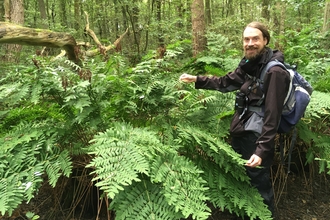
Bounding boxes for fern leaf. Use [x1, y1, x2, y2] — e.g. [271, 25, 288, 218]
[87, 123, 150, 199]
[110, 177, 184, 220]
[150, 152, 211, 219]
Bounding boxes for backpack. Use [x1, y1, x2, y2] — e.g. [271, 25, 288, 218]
[260, 60, 313, 173]
[260, 60, 313, 133]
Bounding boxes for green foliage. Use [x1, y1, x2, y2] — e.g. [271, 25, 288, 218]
[0, 122, 72, 215]
[111, 178, 184, 220]
[277, 22, 328, 66]
[88, 122, 211, 219]
[300, 91, 330, 174]
[1, 30, 330, 219]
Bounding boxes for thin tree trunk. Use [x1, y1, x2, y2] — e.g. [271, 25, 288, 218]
[323, 1, 330, 33]
[191, 0, 206, 57]
[5, 0, 24, 63]
[114, 0, 120, 37]
[60, 0, 67, 28]
[143, 0, 153, 52]
[38, 0, 48, 29]
[261, 0, 270, 21]
[205, 0, 212, 26]
[74, 0, 80, 31]
[4, 0, 10, 21]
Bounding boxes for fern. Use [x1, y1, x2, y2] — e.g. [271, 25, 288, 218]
[87, 123, 150, 198]
[0, 122, 72, 215]
[150, 151, 210, 219]
[110, 177, 184, 220]
[87, 122, 211, 219]
[301, 91, 330, 173]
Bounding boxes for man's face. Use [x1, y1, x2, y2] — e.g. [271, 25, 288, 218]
[243, 27, 268, 60]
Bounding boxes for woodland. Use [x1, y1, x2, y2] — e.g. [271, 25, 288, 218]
[0, 0, 330, 220]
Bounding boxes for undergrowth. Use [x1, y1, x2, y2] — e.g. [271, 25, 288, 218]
[0, 34, 329, 219]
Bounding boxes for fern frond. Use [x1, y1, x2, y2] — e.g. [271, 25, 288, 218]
[110, 177, 184, 220]
[150, 152, 211, 219]
[0, 175, 26, 216]
[87, 123, 150, 199]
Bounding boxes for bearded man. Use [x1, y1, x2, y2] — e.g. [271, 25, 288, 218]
[179, 21, 291, 219]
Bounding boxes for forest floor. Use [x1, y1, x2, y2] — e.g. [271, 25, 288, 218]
[209, 169, 330, 220]
[1, 159, 329, 220]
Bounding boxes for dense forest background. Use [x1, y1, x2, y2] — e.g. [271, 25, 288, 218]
[0, 0, 330, 220]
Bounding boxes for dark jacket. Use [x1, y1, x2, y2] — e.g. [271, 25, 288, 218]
[195, 48, 290, 159]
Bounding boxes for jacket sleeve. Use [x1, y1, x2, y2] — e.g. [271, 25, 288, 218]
[254, 65, 291, 159]
[195, 68, 245, 93]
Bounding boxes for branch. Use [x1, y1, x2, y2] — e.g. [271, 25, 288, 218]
[0, 22, 81, 64]
[84, 11, 103, 47]
[85, 28, 129, 57]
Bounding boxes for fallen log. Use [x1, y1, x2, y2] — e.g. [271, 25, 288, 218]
[0, 22, 80, 64]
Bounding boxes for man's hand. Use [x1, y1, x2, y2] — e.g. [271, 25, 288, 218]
[246, 154, 262, 168]
[179, 73, 197, 83]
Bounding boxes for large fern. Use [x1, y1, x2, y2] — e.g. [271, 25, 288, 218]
[0, 122, 72, 216]
[88, 122, 211, 219]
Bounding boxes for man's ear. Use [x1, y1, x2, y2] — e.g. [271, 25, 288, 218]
[264, 37, 268, 45]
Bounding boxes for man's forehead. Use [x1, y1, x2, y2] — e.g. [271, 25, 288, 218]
[243, 27, 263, 37]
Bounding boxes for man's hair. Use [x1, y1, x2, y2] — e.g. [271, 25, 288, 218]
[245, 22, 270, 45]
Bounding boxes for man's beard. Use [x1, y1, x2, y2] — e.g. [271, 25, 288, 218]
[244, 46, 266, 60]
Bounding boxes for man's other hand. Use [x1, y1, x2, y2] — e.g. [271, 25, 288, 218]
[246, 154, 262, 168]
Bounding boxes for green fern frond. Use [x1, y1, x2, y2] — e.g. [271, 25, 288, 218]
[110, 177, 184, 220]
[0, 175, 26, 216]
[87, 123, 150, 199]
[0, 122, 73, 215]
[150, 152, 210, 219]
[174, 124, 274, 219]
[305, 91, 330, 119]
[175, 124, 247, 180]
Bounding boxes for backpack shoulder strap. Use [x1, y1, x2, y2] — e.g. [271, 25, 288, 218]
[260, 59, 287, 82]
[254, 60, 290, 106]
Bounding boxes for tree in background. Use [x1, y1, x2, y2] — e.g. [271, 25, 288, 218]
[323, 0, 330, 34]
[4, 0, 24, 62]
[191, 0, 206, 56]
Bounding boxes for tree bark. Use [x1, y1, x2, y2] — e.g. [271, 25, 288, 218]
[5, 0, 24, 62]
[205, 0, 212, 26]
[38, 0, 48, 29]
[323, 1, 330, 33]
[0, 22, 79, 63]
[4, 0, 10, 21]
[0, 21, 129, 65]
[191, 0, 206, 57]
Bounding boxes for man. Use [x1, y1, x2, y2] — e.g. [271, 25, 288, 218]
[179, 21, 291, 218]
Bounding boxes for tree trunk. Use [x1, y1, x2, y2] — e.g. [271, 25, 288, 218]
[38, 0, 48, 29]
[323, 1, 330, 33]
[60, 0, 67, 28]
[5, 0, 24, 62]
[205, 0, 212, 26]
[114, 0, 120, 37]
[191, 0, 206, 57]
[261, 0, 270, 20]
[4, 0, 10, 21]
[74, 0, 80, 31]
